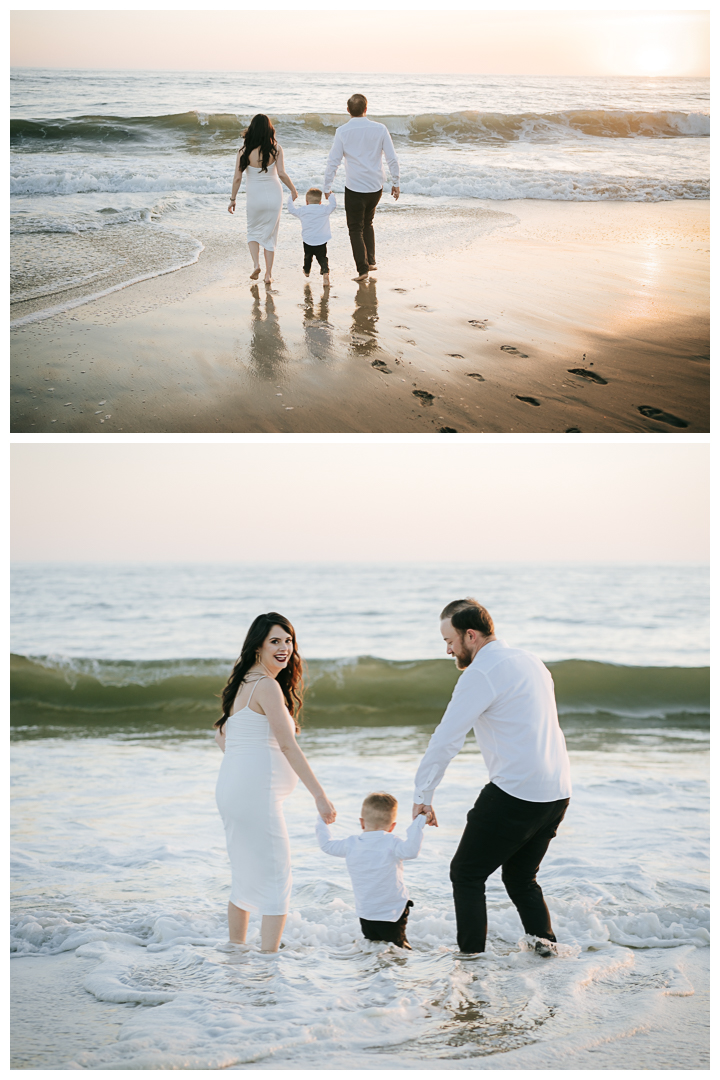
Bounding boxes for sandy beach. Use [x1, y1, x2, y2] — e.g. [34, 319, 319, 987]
[10, 199, 708, 433]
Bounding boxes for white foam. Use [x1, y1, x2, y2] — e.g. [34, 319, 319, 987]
[10, 237, 204, 328]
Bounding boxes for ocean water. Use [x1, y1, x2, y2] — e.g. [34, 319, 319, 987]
[10, 563, 710, 1067]
[11, 728, 709, 1068]
[10, 69, 709, 324]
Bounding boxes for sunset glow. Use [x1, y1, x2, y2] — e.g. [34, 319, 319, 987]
[10, 9, 710, 77]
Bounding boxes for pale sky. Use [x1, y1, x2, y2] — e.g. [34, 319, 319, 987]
[9, 7, 710, 77]
[10, 443, 709, 564]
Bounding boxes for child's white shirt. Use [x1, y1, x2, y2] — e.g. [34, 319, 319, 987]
[316, 814, 426, 921]
[287, 194, 336, 246]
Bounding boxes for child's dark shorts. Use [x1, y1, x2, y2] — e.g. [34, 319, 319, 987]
[359, 900, 414, 949]
[303, 242, 329, 274]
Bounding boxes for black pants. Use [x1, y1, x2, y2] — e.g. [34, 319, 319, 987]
[360, 900, 413, 949]
[450, 782, 569, 954]
[344, 187, 382, 275]
[303, 242, 329, 274]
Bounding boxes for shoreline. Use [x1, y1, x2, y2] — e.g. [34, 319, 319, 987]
[10, 199, 709, 433]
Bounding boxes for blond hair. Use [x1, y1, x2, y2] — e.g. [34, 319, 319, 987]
[362, 791, 398, 828]
[306, 188, 322, 204]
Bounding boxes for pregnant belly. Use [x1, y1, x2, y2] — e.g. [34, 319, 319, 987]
[216, 746, 297, 816]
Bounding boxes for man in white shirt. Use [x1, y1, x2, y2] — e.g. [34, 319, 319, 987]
[413, 598, 572, 956]
[323, 93, 400, 282]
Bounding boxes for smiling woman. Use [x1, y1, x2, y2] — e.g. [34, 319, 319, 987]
[213, 613, 336, 954]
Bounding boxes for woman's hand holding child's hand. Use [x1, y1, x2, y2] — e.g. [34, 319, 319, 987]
[316, 794, 336, 824]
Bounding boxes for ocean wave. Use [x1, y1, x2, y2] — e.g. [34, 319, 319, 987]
[11, 108, 710, 147]
[10, 654, 710, 730]
[10, 161, 709, 202]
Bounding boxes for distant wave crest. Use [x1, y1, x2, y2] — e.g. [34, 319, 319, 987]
[11, 107, 710, 147]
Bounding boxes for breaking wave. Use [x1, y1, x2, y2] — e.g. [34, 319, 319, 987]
[10, 654, 710, 731]
[11, 108, 710, 147]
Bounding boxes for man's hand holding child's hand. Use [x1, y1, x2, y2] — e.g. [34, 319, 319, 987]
[413, 803, 437, 826]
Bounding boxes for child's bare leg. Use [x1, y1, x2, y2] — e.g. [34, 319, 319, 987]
[260, 914, 287, 952]
[228, 902, 249, 943]
[263, 248, 275, 283]
[248, 241, 261, 279]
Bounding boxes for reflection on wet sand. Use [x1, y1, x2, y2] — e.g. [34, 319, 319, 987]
[248, 284, 288, 379]
[350, 279, 379, 355]
[302, 283, 333, 361]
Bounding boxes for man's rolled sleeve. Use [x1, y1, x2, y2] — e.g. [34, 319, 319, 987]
[413, 669, 495, 803]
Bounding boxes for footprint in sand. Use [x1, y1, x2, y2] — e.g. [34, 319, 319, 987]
[637, 405, 689, 428]
[501, 345, 529, 358]
[438, 427, 457, 433]
[412, 390, 434, 405]
[448, 353, 464, 358]
[395, 325, 410, 329]
[466, 373, 485, 382]
[413, 304, 430, 310]
[469, 320, 488, 328]
[392, 288, 408, 293]
[515, 395, 541, 407]
[371, 359, 392, 373]
[568, 368, 608, 384]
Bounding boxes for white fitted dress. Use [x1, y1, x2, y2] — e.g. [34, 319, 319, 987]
[215, 678, 297, 915]
[245, 162, 283, 251]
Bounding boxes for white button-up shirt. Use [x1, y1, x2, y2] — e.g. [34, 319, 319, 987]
[316, 814, 425, 921]
[323, 117, 400, 194]
[286, 193, 336, 246]
[414, 639, 572, 805]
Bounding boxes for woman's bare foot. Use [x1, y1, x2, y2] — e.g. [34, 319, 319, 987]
[264, 276, 273, 285]
[250, 266, 261, 280]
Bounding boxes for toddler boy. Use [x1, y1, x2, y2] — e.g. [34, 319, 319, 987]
[316, 791, 425, 949]
[287, 188, 336, 284]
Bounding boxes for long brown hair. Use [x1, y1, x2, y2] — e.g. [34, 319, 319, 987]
[215, 612, 303, 732]
[239, 114, 278, 173]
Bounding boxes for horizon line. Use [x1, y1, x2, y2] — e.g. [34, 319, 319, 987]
[10, 66, 709, 78]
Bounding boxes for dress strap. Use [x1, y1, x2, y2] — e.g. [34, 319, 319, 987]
[245, 675, 268, 707]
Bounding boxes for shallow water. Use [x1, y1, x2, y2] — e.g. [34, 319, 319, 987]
[10, 724, 709, 1069]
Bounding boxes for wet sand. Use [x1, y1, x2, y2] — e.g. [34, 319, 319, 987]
[10, 200, 709, 433]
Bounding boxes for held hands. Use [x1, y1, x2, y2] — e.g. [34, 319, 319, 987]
[316, 793, 336, 824]
[228, 201, 236, 214]
[413, 802, 438, 826]
[391, 186, 400, 201]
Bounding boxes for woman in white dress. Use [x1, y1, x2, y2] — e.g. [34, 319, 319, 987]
[228, 114, 297, 284]
[214, 612, 335, 952]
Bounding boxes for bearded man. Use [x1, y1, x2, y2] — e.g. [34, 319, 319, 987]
[413, 598, 572, 956]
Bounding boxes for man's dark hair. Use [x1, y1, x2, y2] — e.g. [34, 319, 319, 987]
[347, 94, 368, 117]
[441, 598, 494, 638]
